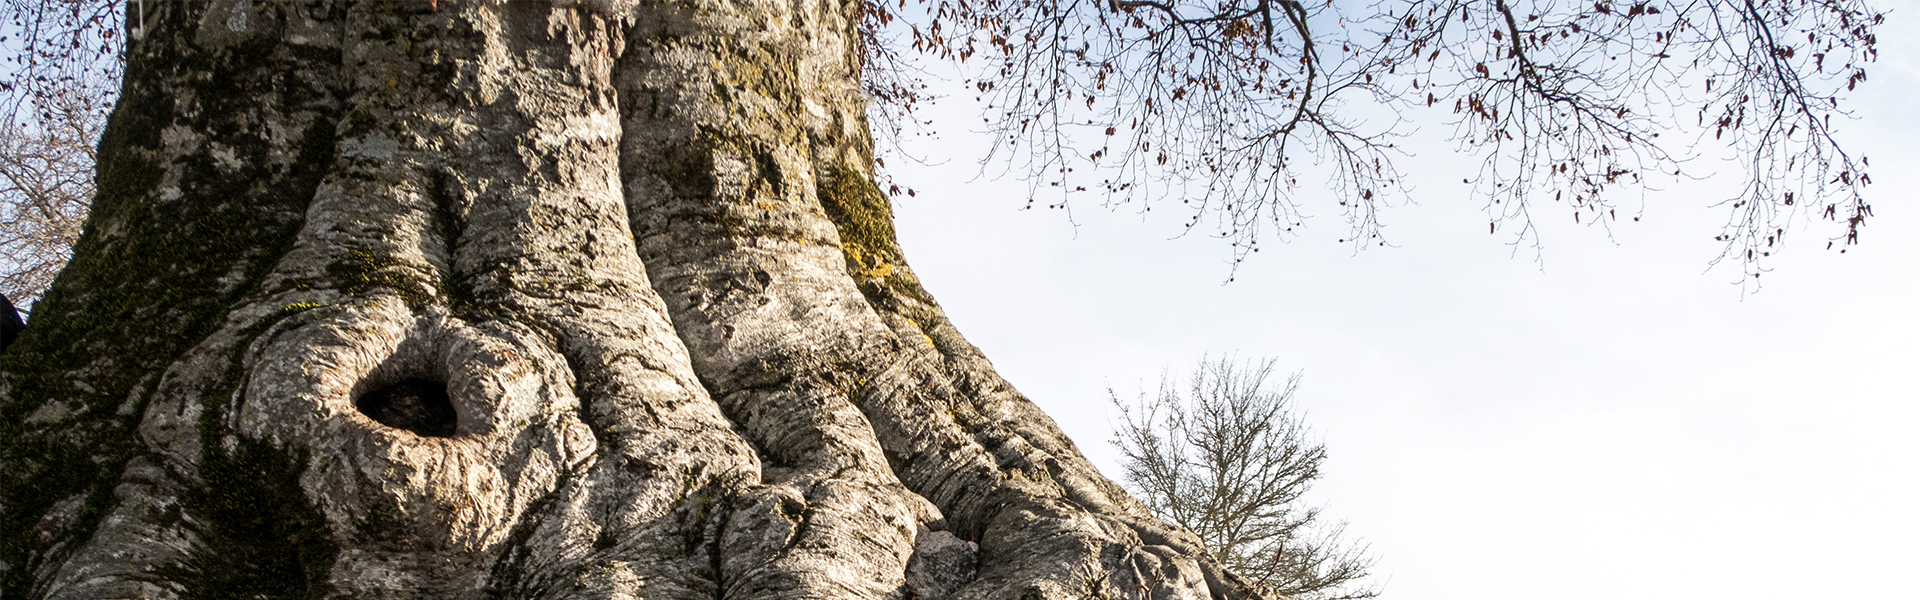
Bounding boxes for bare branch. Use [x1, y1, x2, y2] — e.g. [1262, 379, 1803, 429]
[869, 0, 1883, 284]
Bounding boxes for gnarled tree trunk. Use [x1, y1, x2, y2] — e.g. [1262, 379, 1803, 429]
[0, 2, 1266, 599]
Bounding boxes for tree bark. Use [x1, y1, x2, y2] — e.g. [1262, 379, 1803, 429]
[0, 2, 1269, 599]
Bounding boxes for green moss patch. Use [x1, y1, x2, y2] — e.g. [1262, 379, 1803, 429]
[326, 248, 439, 310]
[815, 165, 900, 280]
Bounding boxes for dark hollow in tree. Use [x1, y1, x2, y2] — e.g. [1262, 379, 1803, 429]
[354, 379, 458, 439]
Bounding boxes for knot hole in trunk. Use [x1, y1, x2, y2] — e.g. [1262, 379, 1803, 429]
[356, 377, 458, 437]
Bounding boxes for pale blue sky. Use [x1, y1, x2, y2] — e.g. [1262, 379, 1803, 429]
[887, 1, 1919, 597]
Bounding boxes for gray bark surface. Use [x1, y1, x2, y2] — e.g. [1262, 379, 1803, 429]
[0, 3, 1270, 599]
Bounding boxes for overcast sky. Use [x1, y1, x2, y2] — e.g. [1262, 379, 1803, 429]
[884, 2, 1919, 598]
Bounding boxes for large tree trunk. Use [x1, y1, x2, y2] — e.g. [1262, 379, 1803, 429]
[0, 2, 1266, 599]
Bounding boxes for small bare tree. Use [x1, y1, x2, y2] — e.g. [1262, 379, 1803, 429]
[0, 0, 121, 311]
[0, 84, 104, 311]
[1113, 357, 1378, 600]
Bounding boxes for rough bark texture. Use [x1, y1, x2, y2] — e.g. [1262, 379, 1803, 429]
[0, 2, 1271, 599]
